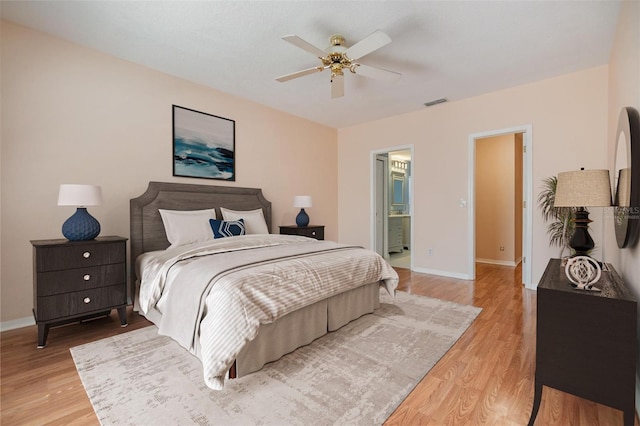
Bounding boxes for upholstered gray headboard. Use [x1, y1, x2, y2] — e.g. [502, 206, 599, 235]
[129, 181, 272, 298]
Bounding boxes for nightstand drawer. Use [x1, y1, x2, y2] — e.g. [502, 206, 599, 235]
[35, 285, 126, 321]
[35, 241, 125, 272]
[279, 225, 325, 240]
[36, 263, 125, 296]
[296, 227, 324, 239]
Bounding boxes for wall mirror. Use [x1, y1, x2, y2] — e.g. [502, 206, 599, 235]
[613, 106, 640, 248]
[391, 172, 405, 206]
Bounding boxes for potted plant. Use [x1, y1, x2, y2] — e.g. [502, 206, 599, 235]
[537, 176, 578, 257]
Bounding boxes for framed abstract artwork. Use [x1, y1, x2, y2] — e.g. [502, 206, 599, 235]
[172, 105, 235, 181]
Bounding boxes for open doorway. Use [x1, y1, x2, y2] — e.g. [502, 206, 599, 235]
[475, 134, 523, 266]
[468, 126, 532, 288]
[371, 146, 414, 270]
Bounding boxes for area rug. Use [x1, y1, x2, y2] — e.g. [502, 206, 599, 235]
[71, 290, 481, 426]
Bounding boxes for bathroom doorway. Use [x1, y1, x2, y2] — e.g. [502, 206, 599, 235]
[371, 146, 414, 269]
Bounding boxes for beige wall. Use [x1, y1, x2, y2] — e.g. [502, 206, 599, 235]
[338, 65, 609, 283]
[475, 134, 516, 265]
[0, 22, 338, 324]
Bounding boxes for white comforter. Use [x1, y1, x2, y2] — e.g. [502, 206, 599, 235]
[138, 234, 399, 390]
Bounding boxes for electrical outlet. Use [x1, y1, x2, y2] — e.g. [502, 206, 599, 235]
[500, 246, 505, 251]
[427, 248, 433, 256]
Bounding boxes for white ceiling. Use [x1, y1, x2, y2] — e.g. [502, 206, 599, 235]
[1, 1, 621, 128]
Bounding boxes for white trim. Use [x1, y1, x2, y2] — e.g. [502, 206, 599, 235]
[468, 125, 533, 288]
[1, 316, 35, 332]
[476, 258, 519, 267]
[412, 266, 473, 280]
[375, 155, 390, 258]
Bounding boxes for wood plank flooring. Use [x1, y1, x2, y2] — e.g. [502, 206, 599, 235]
[1, 263, 636, 425]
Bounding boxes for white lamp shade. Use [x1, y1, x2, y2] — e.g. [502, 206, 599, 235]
[293, 195, 312, 208]
[554, 169, 612, 207]
[58, 184, 103, 206]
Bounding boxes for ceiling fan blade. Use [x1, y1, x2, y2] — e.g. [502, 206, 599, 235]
[281, 35, 327, 58]
[276, 66, 324, 82]
[331, 73, 344, 98]
[354, 63, 401, 81]
[345, 30, 391, 61]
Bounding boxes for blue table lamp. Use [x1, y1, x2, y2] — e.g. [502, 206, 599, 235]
[58, 184, 103, 241]
[293, 195, 312, 227]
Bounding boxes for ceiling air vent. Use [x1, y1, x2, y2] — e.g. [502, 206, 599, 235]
[424, 98, 447, 107]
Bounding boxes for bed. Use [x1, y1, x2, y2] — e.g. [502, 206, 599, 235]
[130, 181, 398, 390]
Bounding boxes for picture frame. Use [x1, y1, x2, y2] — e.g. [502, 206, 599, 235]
[172, 105, 235, 181]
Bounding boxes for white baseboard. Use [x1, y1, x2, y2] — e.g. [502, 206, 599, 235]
[476, 258, 518, 267]
[411, 266, 473, 280]
[1, 316, 35, 332]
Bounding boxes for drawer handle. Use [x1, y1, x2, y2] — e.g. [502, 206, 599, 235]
[83, 251, 91, 259]
[83, 274, 91, 281]
[83, 297, 91, 304]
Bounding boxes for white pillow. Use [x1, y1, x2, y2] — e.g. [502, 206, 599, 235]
[159, 208, 217, 248]
[220, 207, 269, 234]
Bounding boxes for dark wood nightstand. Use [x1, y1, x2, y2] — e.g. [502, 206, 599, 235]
[528, 258, 637, 426]
[279, 225, 324, 240]
[31, 236, 128, 348]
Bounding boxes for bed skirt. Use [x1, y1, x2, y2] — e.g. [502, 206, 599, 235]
[136, 281, 381, 378]
[236, 281, 381, 376]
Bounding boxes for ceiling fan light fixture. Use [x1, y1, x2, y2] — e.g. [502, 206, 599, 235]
[330, 63, 344, 75]
[276, 30, 401, 98]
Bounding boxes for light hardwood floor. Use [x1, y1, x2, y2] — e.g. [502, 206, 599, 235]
[1, 263, 636, 425]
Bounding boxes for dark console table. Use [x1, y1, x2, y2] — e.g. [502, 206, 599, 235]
[528, 258, 637, 425]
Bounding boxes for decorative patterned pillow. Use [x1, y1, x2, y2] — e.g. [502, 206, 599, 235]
[209, 218, 246, 238]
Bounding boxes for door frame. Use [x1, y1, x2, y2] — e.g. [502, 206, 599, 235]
[468, 125, 533, 288]
[370, 144, 415, 266]
[375, 154, 389, 258]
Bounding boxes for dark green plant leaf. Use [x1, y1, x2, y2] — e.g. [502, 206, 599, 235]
[538, 175, 577, 249]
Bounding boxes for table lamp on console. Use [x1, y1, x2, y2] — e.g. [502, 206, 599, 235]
[553, 168, 612, 290]
[57, 184, 103, 241]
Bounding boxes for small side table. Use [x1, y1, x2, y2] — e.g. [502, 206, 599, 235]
[31, 236, 128, 348]
[279, 225, 324, 240]
[528, 258, 636, 425]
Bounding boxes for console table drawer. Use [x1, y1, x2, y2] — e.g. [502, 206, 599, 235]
[35, 285, 126, 321]
[36, 263, 125, 296]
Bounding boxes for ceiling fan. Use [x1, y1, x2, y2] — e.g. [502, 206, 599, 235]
[275, 30, 401, 98]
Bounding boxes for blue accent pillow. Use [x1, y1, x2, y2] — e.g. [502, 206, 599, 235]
[209, 218, 245, 238]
